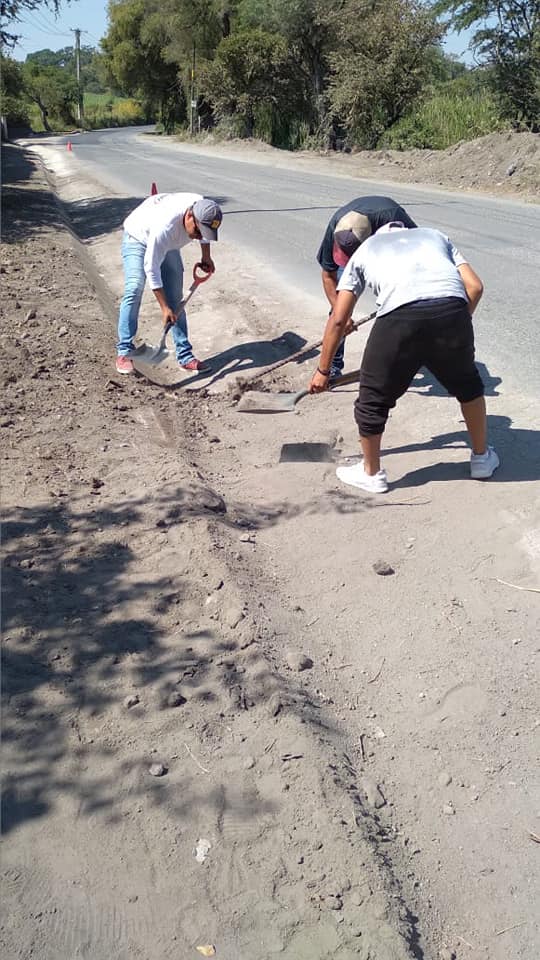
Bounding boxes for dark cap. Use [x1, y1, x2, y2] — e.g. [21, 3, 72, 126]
[192, 198, 223, 242]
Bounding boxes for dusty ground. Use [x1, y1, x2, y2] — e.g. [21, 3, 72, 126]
[168, 130, 540, 203]
[1, 141, 539, 960]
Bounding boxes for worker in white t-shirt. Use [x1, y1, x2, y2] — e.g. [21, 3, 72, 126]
[309, 222, 499, 492]
[116, 193, 222, 375]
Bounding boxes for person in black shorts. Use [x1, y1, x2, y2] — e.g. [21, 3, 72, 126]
[316, 196, 417, 377]
[309, 222, 499, 493]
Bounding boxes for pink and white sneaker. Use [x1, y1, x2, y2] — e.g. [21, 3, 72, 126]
[116, 356, 135, 375]
[180, 358, 211, 373]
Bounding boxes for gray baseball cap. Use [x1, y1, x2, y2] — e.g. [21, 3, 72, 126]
[192, 198, 223, 242]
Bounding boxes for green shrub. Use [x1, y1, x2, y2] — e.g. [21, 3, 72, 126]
[82, 95, 146, 129]
[1, 95, 30, 127]
[380, 86, 505, 150]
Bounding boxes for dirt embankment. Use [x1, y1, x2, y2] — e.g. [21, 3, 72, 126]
[174, 129, 540, 202]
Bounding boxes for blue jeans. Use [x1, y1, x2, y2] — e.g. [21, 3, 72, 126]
[117, 232, 194, 363]
[330, 266, 345, 375]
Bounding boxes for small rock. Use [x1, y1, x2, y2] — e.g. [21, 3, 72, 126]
[360, 777, 386, 809]
[442, 803, 455, 816]
[373, 560, 394, 576]
[324, 894, 343, 911]
[350, 888, 367, 907]
[506, 162, 517, 176]
[223, 604, 245, 629]
[243, 755, 256, 770]
[25, 309, 37, 322]
[239, 532, 254, 543]
[195, 838, 211, 863]
[148, 763, 167, 777]
[19, 558, 34, 569]
[439, 949, 456, 960]
[91, 477, 104, 489]
[438, 771, 452, 787]
[208, 436, 220, 444]
[268, 693, 283, 717]
[58, 325, 68, 337]
[124, 694, 140, 709]
[167, 691, 186, 708]
[286, 652, 313, 672]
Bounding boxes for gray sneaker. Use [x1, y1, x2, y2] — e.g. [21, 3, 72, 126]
[470, 445, 499, 479]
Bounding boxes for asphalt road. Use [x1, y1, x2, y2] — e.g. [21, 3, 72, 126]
[50, 126, 540, 400]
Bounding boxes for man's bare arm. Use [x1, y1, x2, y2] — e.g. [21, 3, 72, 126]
[458, 263, 484, 314]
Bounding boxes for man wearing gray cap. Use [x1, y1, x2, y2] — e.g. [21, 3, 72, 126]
[317, 196, 417, 377]
[116, 193, 223, 375]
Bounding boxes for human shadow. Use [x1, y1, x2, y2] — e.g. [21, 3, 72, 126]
[410, 361, 502, 397]
[143, 330, 319, 391]
[388, 415, 539, 488]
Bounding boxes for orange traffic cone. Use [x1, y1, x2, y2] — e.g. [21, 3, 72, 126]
[150, 182, 158, 195]
[67, 141, 72, 152]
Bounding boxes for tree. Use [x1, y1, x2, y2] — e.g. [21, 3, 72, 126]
[0, 1, 73, 48]
[326, 0, 444, 147]
[199, 27, 298, 138]
[101, 0, 185, 131]
[237, 0, 336, 138]
[26, 45, 107, 93]
[22, 60, 78, 130]
[0, 53, 30, 126]
[433, 1, 540, 127]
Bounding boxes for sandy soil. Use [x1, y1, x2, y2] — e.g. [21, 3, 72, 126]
[1, 141, 539, 960]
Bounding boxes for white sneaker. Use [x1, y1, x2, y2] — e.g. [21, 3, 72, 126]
[336, 462, 389, 493]
[470, 445, 500, 479]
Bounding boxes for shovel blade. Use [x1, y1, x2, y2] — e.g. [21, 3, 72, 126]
[236, 389, 308, 414]
[131, 344, 171, 366]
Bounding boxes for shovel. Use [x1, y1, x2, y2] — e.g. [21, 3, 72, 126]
[236, 367, 361, 413]
[235, 309, 376, 389]
[133, 263, 212, 365]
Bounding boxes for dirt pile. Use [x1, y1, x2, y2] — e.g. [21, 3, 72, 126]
[181, 129, 540, 201]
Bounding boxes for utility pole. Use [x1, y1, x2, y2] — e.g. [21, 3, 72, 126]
[71, 28, 84, 124]
[190, 41, 196, 136]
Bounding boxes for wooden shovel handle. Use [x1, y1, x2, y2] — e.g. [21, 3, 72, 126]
[247, 310, 376, 383]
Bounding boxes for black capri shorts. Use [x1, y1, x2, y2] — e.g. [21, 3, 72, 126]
[355, 297, 484, 437]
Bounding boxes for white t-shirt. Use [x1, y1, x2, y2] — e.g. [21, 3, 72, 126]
[123, 192, 203, 289]
[337, 226, 468, 316]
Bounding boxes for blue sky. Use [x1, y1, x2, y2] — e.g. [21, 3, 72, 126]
[11, 0, 476, 63]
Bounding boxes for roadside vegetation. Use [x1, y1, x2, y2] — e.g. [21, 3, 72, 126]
[1, 0, 538, 149]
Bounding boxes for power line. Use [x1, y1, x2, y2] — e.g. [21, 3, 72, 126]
[26, 8, 74, 37]
[18, 15, 72, 39]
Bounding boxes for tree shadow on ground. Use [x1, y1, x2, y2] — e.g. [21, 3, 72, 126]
[387, 415, 539, 488]
[1, 145, 64, 242]
[65, 196, 146, 240]
[2, 481, 408, 835]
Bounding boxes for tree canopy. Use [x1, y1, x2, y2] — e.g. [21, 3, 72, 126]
[434, 1, 540, 126]
[0, 1, 73, 48]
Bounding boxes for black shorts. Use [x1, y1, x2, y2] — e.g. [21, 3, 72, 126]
[355, 297, 485, 436]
